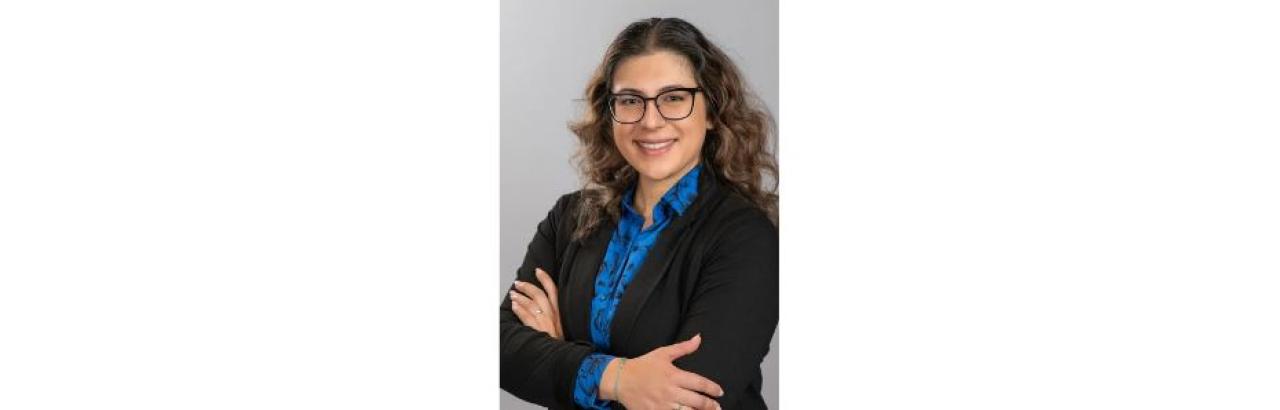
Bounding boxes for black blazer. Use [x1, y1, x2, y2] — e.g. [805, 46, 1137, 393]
[500, 168, 779, 409]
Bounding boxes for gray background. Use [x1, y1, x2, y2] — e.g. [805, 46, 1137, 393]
[500, 0, 778, 408]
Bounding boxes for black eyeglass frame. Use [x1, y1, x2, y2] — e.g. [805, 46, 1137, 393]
[607, 87, 703, 124]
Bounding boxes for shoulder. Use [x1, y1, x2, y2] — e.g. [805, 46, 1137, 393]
[707, 190, 775, 232]
[539, 190, 588, 242]
[548, 190, 585, 220]
[690, 189, 778, 282]
[697, 189, 777, 253]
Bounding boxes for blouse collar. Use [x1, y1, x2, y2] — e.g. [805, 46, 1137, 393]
[621, 164, 702, 224]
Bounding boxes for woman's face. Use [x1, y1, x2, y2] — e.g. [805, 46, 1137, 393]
[610, 50, 711, 189]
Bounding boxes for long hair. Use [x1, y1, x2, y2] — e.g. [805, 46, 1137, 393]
[569, 17, 778, 241]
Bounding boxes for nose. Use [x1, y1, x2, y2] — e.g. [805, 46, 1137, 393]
[639, 99, 667, 129]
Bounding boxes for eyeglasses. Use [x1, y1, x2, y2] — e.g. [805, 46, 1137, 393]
[607, 87, 702, 124]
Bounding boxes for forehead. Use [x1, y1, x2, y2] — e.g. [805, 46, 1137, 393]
[611, 50, 697, 94]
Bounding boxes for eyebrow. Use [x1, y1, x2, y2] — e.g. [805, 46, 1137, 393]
[612, 84, 695, 95]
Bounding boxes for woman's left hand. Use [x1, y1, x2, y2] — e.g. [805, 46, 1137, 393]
[509, 267, 564, 340]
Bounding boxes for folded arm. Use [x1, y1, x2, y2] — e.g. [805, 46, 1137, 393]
[671, 211, 779, 408]
[500, 194, 593, 408]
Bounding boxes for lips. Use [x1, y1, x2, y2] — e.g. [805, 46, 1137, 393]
[634, 138, 676, 155]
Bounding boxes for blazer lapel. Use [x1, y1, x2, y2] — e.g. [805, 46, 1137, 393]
[608, 170, 725, 351]
[562, 217, 614, 343]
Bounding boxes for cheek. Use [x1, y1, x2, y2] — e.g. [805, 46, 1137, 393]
[610, 126, 626, 147]
[612, 122, 636, 141]
[611, 128, 635, 157]
[680, 122, 708, 144]
[686, 135, 707, 154]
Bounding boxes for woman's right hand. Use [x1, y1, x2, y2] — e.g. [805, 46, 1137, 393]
[603, 334, 725, 410]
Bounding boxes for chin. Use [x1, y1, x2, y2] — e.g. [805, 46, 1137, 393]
[635, 167, 674, 183]
[632, 160, 689, 183]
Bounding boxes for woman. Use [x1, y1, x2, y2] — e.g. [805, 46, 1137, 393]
[501, 17, 778, 410]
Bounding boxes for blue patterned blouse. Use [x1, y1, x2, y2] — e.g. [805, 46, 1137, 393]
[572, 164, 702, 409]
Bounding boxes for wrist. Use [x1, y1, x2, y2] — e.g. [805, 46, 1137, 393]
[597, 357, 623, 401]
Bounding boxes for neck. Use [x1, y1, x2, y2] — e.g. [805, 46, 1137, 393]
[633, 160, 700, 221]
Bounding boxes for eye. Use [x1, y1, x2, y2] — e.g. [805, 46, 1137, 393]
[615, 96, 642, 106]
[661, 94, 686, 103]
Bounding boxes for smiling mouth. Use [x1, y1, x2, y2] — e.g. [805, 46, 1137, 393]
[635, 138, 676, 154]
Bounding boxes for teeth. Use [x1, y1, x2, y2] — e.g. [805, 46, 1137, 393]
[638, 140, 674, 150]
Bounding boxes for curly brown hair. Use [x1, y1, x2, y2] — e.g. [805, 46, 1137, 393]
[568, 17, 778, 241]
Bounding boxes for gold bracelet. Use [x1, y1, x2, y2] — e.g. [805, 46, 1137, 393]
[613, 358, 628, 402]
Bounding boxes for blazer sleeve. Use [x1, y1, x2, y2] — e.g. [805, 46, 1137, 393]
[672, 209, 779, 409]
[500, 193, 597, 408]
